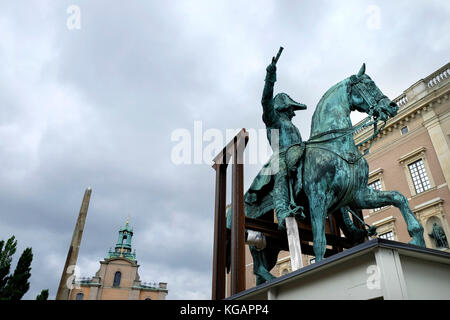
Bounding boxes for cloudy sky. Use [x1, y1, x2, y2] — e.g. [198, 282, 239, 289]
[0, 1, 449, 300]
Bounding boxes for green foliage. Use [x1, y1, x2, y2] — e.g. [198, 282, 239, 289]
[36, 289, 49, 300]
[0, 236, 33, 300]
[0, 236, 17, 298]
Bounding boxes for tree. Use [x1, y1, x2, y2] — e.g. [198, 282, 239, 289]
[0, 236, 33, 300]
[0, 236, 17, 298]
[36, 289, 49, 300]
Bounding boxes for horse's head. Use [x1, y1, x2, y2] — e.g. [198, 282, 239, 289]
[349, 63, 398, 122]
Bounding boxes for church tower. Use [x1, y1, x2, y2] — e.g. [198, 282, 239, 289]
[68, 219, 168, 300]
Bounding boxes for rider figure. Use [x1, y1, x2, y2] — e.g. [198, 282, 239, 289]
[262, 56, 307, 229]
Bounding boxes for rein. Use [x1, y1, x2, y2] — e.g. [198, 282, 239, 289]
[305, 117, 386, 163]
[308, 115, 374, 144]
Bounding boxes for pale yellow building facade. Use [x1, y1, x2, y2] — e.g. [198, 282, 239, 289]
[355, 62, 450, 250]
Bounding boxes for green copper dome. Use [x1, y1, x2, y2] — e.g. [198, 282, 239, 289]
[107, 218, 136, 261]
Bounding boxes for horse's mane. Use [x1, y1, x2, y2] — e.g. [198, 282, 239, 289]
[315, 78, 350, 111]
[310, 78, 351, 136]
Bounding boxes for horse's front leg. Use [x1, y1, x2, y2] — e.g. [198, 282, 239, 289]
[353, 187, 425, 247]
[307, 191, 328, 262]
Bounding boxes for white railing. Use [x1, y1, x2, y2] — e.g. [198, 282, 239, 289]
[73, 277, 93, 283]
[393, 93, 408, 108]
[425, 63, 450, 88]
[141, 281, 160, 288]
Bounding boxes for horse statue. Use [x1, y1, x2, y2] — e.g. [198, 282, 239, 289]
[226, 57, 426, 285]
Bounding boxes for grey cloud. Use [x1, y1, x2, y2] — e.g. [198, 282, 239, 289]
[0, 0, 448, 300]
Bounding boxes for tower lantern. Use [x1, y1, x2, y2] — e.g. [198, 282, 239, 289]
[108, 218, 136, 261]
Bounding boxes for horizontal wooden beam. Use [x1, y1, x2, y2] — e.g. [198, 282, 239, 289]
[228, 228, 337, 258]
[244, 217, 353, 249]
[212, 128, 249, 166]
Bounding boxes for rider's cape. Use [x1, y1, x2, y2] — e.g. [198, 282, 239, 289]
[244, 143, 305, 219]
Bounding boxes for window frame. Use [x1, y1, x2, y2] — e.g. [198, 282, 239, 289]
[408, 159, 432, 194]
[398, 147, 435, 197]
[367, 168, 388, 215]
[113, 271, 122, 287]
[372, 216, 397, 241]
[379, 231, 394, 241]
[368, 179, 383, 212]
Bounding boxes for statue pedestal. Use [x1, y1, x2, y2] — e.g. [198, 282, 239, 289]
[226, 238, 450, 300]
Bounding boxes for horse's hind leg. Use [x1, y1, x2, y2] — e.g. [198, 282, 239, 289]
[354, 187, 425, 247]
[250, 246, 277, 285]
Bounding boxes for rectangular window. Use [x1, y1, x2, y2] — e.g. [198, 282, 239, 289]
[408, 159, 431, 194]
[368, 180, 382, 211]
[369, 179, 382, 191]
[379, 231, 394, 241]
[401, 126, 409, 135]
[310, 258, 315, 264]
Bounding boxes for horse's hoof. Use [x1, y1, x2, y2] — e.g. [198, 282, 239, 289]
[367, 226, 377, 237]
[256, 270, 276, 284]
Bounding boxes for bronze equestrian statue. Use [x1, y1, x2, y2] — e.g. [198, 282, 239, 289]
[226, 48, 426, 285]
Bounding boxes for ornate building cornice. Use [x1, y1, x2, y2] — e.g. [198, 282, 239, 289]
[354, 62, 450, 149]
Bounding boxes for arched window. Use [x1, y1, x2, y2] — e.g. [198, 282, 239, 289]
[76, 293, 84, 300]
[113, 271, 122, 287]
[145, 297, 151, 300]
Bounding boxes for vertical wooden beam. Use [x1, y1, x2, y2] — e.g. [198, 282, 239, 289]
[231, 136, 246, 295]
[211, 128, 248, 299]
[211, 160, 227, 300]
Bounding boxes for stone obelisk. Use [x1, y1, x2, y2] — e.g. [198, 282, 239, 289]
[55, 187, 92, 300]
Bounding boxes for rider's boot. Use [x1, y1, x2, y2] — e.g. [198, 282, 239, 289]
[273, 172, 304, 229]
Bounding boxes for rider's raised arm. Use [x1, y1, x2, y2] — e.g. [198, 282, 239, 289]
[261, 61, 277, 124]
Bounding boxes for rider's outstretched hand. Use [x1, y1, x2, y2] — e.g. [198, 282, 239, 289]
[265, 58, 277, 82]
[266, 57, 277, 73]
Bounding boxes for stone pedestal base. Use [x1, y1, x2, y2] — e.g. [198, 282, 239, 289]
[227, 239, 450, 300]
